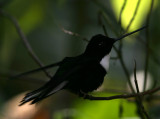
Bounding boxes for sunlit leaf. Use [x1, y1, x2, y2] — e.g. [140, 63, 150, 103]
[110, 0, 158, 31]
[73, 93, 138, 119]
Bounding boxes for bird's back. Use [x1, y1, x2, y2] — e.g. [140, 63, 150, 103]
[53, 55, 107, 94]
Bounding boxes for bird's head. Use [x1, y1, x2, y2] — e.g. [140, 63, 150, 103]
[84, 34, 115, 58]
[84, 26, 146, 59]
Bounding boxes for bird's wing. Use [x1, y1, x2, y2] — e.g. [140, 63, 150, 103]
[20, 56, 96, 105]
[12, 61, 62, 79]
[44, 56, 92, 92]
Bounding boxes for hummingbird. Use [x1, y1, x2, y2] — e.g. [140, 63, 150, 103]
[19, 27, 146, 105]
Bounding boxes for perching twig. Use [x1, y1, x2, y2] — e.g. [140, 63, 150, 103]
[84, 86, 160, 100]
[0, 10, 52, 78]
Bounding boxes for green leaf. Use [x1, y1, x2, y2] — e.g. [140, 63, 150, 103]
[73, 93, 138, 119]
[110, 0, 158, 31]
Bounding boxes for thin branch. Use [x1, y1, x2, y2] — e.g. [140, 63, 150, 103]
[84, 86, 160, 100]
[98, 11, 134, 93]
[58, 25, 89, 42]
[100, 5, 146, 93]
[143, 0, 154, 91]
[134, 60, 150, 119]
[125, 0, 141, 33]
[136, 36, 160, 67]
[11, 61, 62, 79]
[91, 0, 117, 26]
[0, 10, 52, 78]
[102, 25, 108, 37]
[113, 38, 135, 93]
[0, 71, 46, 84]
[119, 53, 135, 93]
[116, 26, 147, 94]
[112, 44, 135, 93]
[99, 10, 119, 36]
[134, 60, 140, 93]
[118, 0, 127, 27]
[98, 11, 108, 36]
[100, 16, 133, 94]
[98, 12, 133, 90]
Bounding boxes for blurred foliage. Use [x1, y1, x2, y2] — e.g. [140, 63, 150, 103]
[111, 0, 158, 31]
[54, 98, 138, 119]
[73, 97, 137, 119]
[0, 0, 160, 119]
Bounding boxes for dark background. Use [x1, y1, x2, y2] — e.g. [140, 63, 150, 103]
[0, 0, 160, 118]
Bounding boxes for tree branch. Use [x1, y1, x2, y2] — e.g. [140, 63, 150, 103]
[84, 86, 160, 100]
[0, 9, 52, 78]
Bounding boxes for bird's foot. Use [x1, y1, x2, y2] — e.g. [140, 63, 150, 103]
[79, 90, 93, 99]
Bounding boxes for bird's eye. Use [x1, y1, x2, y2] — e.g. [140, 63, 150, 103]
[98, 42, 103, 46]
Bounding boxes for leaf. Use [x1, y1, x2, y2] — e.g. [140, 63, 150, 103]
[110, 0, 158, 31]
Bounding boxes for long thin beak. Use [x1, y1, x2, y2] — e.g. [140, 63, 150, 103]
[114, 26, 147, 42]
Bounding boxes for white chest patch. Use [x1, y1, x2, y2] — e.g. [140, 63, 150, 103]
[100, 54, 110, 72]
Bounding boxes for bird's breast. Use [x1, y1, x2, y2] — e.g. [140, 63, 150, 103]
[100, 53, 110, 72]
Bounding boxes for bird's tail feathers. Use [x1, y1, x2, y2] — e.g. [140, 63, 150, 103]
[19, 81, 68, 106]
[19, 86, 48, 106]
